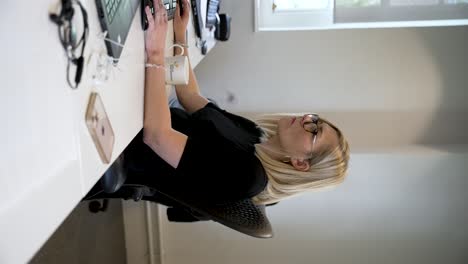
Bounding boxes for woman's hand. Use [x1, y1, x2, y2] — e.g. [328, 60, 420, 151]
[174, 0, 190, 43]
[144, 0, 168, 64]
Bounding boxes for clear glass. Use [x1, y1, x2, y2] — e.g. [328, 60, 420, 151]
[302, 114, 320, 134]
[390, 0, 439, 6]
[273, 0, 330, 11]
[444, 0, 468, 4]
[302, 114, 320, 151]
[335, 0, 381, 7]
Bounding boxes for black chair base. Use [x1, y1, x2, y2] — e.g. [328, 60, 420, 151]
[88, 199, 108, 213]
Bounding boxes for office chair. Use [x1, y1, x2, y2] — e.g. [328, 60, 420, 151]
[84, 153, 274, 239]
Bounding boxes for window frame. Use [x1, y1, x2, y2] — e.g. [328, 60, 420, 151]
[254, 0, 468, 31]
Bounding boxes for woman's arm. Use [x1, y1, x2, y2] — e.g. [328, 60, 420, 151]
[143, 1, 187, 168]
[173, 0, 209, 114]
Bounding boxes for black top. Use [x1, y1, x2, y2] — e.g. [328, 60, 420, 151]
[124, 103, 267, 205]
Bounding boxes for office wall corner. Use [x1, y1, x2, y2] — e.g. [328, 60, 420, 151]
[122, 200, 163, 264]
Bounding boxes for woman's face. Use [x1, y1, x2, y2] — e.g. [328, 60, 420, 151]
[277, 114, 339, 159]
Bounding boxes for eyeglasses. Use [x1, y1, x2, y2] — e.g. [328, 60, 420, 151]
[302, 114, 320, 149]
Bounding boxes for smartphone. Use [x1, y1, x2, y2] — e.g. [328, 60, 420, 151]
[178, 0, 183, 16]
[85, 92, 115, 164]
[141, 0, 154, 30]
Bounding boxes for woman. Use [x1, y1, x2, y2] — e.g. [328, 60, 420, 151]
[122, 0, 349, 208]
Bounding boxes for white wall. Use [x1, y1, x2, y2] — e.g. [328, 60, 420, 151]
[159, 148, 468, 264]
[193, 1, 468, 150]
[159, 1, 468, 263]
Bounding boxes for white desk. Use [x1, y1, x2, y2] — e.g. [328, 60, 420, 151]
[0, 1, 215, 263]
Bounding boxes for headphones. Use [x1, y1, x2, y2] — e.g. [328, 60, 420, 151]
[49, 0, 89, 89]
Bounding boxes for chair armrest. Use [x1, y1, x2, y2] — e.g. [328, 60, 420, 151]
[158, 189, 274, 239]
[100, 154, 127, 193]
[201, 199, 273, 239]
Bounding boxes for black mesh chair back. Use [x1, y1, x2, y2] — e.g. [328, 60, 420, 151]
[85, 153, 274, 238]
[157, 189, 273, 238]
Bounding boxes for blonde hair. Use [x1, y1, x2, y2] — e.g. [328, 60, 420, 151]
[252, 114, 350, 205]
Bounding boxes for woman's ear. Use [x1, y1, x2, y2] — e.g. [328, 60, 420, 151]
[290, 158, 310, 172]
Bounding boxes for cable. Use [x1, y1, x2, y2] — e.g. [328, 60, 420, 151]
[49, 0, 89, 89]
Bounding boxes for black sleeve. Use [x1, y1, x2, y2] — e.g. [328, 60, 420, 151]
[189, 103, 263, 153]
[192, 103, 264, 140]
[174, 104, 267, 203]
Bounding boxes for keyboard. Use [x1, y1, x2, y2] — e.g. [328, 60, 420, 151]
[104, 0, 122, 24]
[164, 0, 177, 20]
[206, 0, 220, 27]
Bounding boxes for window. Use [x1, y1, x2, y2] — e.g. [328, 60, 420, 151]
[254, 0, 468, 31]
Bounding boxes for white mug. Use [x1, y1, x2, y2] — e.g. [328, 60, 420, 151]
[165, 44, 189, 85]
